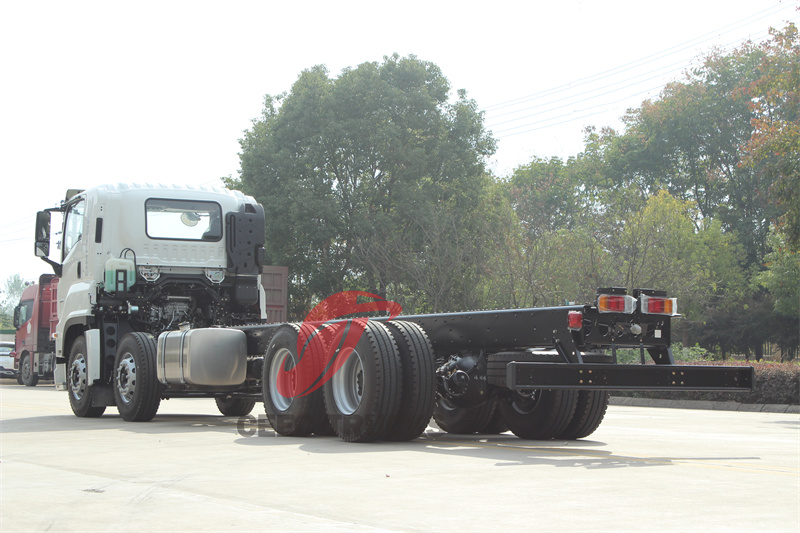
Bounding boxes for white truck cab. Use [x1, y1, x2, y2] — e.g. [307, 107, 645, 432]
[35, 183, 268, 420]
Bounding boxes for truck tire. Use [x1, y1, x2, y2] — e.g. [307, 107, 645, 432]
[556, 390, 610, 440]
[263, 324, 329, 437]
[67, 336, 106, 418]
[114, 332, 161, 422]
[215, 396, 257, 417]
[323, 321, 402, 442]
[384, 321, 436, 441]
[498, 389, 578, 440]
[478, 399, 508, 434]
[432, 397, 495, 434]
[20, 353, 39, 387]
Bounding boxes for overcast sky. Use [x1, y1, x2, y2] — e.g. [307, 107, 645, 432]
[1, 0, 797, 289]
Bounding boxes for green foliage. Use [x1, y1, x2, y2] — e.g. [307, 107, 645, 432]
[758, 229, 800, 318]
[233, 54, 497, 317]
[1, 274, 25, 314]
[595, 42, 777, 266]
[228, 29, 797, 358]
[741, 24, 800, 251]
[0, 274, 26, 330]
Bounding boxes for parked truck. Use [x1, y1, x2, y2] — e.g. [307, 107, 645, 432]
[13, 274, 59, 386]
[32, 183, 753, 442]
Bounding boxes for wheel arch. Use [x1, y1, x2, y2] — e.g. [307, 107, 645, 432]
[62, 322, 89, 363]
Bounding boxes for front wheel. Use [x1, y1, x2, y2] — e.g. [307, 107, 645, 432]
[67, 336, 106, 418]
[114, 332, 161, 422]
[20, 353, 39, 387]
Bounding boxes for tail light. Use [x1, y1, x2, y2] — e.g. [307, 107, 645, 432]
[640, 294, 677, 315]
[567, 310, 583, 330]
[597, 294, 636, 314]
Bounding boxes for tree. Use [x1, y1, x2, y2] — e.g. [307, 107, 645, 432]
[756, 228, 800, 360]
[599, 41, 775, 266]
[0, 274, 26, 329]
[229, 55, 496, 317]
[507, 157, 581, 238]
[741, 23, 800, 251]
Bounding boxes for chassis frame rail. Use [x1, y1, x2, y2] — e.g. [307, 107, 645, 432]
[507, 363, 754, 391]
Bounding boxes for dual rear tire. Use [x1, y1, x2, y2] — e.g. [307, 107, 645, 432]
[434, 390, 610, 440]
[262, 320, 435, 442]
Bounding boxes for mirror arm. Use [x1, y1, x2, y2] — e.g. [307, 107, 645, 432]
[40, 256, 62, 278]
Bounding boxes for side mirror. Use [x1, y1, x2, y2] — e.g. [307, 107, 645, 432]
[12, 306, 20, 329]
[35, 211, 50, 258]
[35, 210, 63, 277]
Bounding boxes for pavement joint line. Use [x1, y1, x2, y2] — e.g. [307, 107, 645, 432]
[609, 396, 800, 413]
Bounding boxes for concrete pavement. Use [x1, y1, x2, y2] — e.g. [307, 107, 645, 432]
[2, 380, 799, 532]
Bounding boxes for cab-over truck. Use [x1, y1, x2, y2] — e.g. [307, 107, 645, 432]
[12, 273, 59, 386]
[33, 183, 753, 442]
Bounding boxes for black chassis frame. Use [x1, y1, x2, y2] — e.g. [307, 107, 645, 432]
[238, 304, 754, 395]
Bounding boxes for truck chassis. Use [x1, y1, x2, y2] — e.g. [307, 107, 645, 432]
[32, 184, 752, 444]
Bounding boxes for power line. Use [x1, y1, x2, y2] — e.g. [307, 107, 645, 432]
[486, 15, 797, 141]
[483, 2, 794, 113]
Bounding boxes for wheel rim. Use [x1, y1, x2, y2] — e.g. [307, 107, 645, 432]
[69, 353, 88, 400]
[331, 349, 364, 416]
[269, 348, 295, 412]
[438, 397, 459, 412]
[116, 352, 137, 404]
[510, 391, 540, 415]
[22, 357, 31, 380]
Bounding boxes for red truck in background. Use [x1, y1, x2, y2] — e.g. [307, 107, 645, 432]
[13, 274, 59, 386]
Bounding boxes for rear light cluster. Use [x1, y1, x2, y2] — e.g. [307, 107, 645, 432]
[567, 290, 678, 331]
[597, 294, 636, 314]
[639, 293, 677, 315]
[597, 290, 677, 316]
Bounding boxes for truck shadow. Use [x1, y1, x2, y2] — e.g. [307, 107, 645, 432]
[231, 424, 761, 471]
[0, 412, 762, 471]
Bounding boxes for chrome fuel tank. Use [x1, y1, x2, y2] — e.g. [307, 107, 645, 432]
[157, 328, 246, 387]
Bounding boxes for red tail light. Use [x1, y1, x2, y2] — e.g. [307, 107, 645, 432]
[640, 294, 677, 315]
[567, 311, 583, 330]
[597, 294, 636, 314]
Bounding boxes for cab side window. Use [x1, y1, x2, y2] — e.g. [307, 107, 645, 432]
[18, 300, 33, 323]
[63, 199, 85, 259]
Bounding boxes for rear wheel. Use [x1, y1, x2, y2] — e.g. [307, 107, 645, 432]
[67, 336, 106, 418]
[323, 321, 402, 442]
[215, 396, 257, 417]
[432, 397, 495, 434]
[478, 399, 508, 434]
[383, 321, 436, 441]
[20, 353, 39, 387]
[114, 332, 161, 422]
[498, 389, 578, 440]
[263, 324, 330, 436]
[556, 390, 610, 439]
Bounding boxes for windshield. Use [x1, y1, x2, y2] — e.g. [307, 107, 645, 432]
[145, 199, 223, 241]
